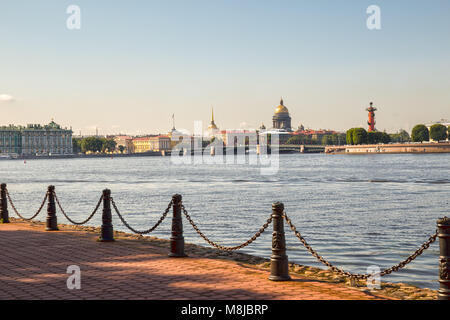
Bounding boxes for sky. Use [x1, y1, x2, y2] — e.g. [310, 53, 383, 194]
[1, 0, 449, 135]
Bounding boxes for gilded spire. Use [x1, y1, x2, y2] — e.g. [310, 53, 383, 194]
[211, 107, 214, 123]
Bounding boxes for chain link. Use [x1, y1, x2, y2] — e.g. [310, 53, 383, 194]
[181, 204, 273, 251]
[53, 192, 103, 225]
[110, 197, 172, 234]
[284, 212, 437, 280]
[5, 188, 48, 221]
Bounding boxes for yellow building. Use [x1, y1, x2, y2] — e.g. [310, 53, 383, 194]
[132, 137, 151, 153]
[132, 135, 171, 153]
[148, 135, 171, 151]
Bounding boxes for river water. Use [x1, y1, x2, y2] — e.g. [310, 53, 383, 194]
[1, 154, 449, 289]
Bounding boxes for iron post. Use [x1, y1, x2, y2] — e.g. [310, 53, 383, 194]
[45, 185, 58, 231]
[169, 194, 187, 257]
[0, 183, 10, 223]
[269, 202, 291, 281]
[99, 189, 114, 242]
[438, 216, 450, 300]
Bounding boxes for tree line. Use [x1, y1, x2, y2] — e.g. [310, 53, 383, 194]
[72, 137, 117, 154]
[345, 124, 449, 145]
[286, 133, 347, 146]
[411, 124, 449, 142]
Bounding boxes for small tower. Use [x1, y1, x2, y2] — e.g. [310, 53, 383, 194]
[366, 102, 377, 132]
[207, 107, 219, 136]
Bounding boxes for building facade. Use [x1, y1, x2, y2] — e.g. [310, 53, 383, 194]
[132, 135, 171, 153]
[0, 121, 73, 156]
[113, 135, 133, 153]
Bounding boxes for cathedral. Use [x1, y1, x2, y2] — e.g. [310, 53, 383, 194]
[272, 98, 292, 131]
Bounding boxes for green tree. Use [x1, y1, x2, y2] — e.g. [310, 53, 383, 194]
[430, 124, 447, 141]
[286, 135, 307, 145]
[72, 138, 82, 154]
[352, 128, 368, 145]
[411, 125, 429, 142]
[380, 132, 391, 144]
[102, 139, 117, 153]
[346, 128, 355, 145]
[118, 145, 125, 153]
[81, 137, 103, 153]
[321, 135, 333, 145]
[390, 129, 411, 143]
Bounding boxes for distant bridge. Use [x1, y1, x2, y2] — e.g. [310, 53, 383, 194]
[173, 145, 326, 155]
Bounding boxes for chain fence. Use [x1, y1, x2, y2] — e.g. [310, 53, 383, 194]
[6, 188, 48, 221]
[181, 204, 273, 251]
[3, 185, 440, 281]
[54, 192, 103, 225]
[110, 197, 172, 235]
[283, 211, 438, 279]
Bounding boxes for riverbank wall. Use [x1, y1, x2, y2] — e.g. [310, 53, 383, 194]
[325, 142, 450, 154]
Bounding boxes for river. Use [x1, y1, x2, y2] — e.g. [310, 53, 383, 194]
[1, 153, 449, 289]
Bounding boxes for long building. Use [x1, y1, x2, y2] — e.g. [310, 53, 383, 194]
[0, 120, 73, 156]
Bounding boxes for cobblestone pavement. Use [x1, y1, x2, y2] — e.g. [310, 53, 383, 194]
[0, 222, 391, 300]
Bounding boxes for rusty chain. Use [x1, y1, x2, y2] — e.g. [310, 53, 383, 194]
[284, 212, 438, 280]
[181, 204, 273, 251]
[110, 197, 172, 234]
[5, 188, 48, 221]
[53, 192, 103, 225]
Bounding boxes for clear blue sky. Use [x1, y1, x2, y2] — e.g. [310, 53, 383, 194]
[1, 0, 449, 135]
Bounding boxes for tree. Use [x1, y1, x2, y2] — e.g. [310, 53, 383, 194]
[352, 128, 368, 145]
[118, 145, 125, 153]
[286, 135, 308, 145]
[380, 132, 391, 144]
[390, 129, 410, 143]
[102, 139, 117, 153]
[81, 137, 103, 153]
[430, 124, 447, 141]
[346, 128, 355, 145]
[321, 135, 333, 145]
[72, 138, 82, 154]
[411, 125, 429, 142]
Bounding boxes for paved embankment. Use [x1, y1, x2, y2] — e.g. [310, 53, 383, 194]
[0, 220, 433, 300]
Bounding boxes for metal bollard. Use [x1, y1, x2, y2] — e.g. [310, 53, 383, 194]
[45, 186, 58, 231]
[437, 216, 450, 300]
[169, 194, 187, 257]
[0, 183, 10, 223]
[269, 202, 291, 281]
[99, 189, 114, 242]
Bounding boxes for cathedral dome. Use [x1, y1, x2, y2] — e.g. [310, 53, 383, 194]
[274, 99, 289, 114]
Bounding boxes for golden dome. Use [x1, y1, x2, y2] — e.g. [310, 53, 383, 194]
[208, 123, 218, 130]
[274, 98, 289, 114]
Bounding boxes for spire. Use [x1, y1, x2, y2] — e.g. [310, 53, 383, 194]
[172, 113, 175, 130]
[280, 97, 284, 105]
[211, 107, 214, 123]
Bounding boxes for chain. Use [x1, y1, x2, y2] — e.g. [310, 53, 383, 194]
[53, 192, 103, 225]
[284, 212, 438, 280]
[181, 204, 273, 251]
[377, 232, 437, 276]
[110, 197, 172, 234]
[5, 188, 48, 221]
